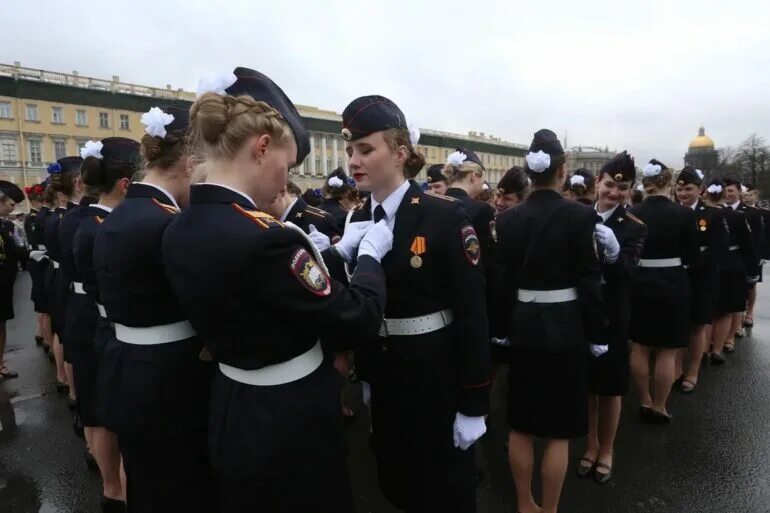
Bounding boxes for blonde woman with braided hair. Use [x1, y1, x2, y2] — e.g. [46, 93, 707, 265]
[162, 67, 391, 513]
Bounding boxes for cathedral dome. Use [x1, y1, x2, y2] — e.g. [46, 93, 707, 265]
[689, 126, 715, 150]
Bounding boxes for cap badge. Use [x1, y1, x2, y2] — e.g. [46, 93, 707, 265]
[678, 180, 685, 186]
[341, 128, 352, 141]
[427, 177, 433, 183]
[614, 173, 624, 181]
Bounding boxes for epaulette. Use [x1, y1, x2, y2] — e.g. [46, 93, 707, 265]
[151, 198, 180, 215]
[303, 206, 330, 219]
[425, 191, 457, 202]
[232, 203, 284, 229]
[625, 212, 645, 225]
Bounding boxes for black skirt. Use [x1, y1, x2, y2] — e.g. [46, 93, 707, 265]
[715, 270, 747, 315]
[589, 337, 629, 396]
[0, 274, 15, 322]
[49, 269, 68, 338]
[70, 340, 101, 427]
[29, 259, 50, 313]
[507, 346, 589, 439]
[629, 295, 690, 348]
[690, 271, 719, 325]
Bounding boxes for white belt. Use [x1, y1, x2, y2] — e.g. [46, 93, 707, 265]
[72, 282, 86, 295]
[729, 245, 739, 251]
[96, 303, 107, 318]
[115, 320, 196, 345]
[37, 244, 46, 251]
[639, 258, 682, 268]
[29, 250, 46, 262]
[517, 288, 578, 303]
[219, 341, 323, 386]
[378, 309, 453, 337]
[51, 259, 60, 269]
[700, 246, 708, 252]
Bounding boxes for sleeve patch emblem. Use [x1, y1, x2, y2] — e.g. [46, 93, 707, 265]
[461, 225, 481, 266]
[290, 248, 331, 297]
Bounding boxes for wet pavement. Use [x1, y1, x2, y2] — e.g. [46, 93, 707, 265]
[2, 271, 770, 512]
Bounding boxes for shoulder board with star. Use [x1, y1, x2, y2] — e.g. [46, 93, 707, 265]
[625, 212, 645, 225]
[151, 198, 180, 215]
[303, 206, 331, 219]
[425, 191, 457, 202]
[232, 203, 284, 229]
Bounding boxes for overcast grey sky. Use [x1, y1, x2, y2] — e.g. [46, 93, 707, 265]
[3, 0, 769, 165]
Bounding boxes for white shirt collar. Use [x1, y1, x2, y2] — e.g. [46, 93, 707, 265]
[729, 200, 741, 210]
[139, 181, 180, 209]
[204, 182, 257, 209]
[280, 197, 299, 222]
[92, 204, 113, 213]
[595, 203, 619, 224]
[371, 180, 411, 222]
[690, 201, 699, 211]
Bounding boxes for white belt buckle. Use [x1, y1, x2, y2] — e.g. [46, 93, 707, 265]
[96, 303, 107, 318]
[51, 260, 60, 269]
[72, 282, 86, 295]
[379, 309, 453, 337]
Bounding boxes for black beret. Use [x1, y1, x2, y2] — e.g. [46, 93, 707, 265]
[56, 156, 84, 173]
[529, 129, 564, 156]
[677, 166, 703, 187]
[99, 137, 141, 165]
[723, 176, 741, 187]
[341, 95, 407, 142]
[426, 164, 446, 183]
[455, 147, 485, 170]
[600, 151, 636, 183]
[226, 67, 309, 165]
[0, 180, 24, 203]
[497, 166, 527, 195]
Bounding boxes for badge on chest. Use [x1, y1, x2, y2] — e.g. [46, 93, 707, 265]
[699, 218, 708, 232]
[410, 236, 426, 268]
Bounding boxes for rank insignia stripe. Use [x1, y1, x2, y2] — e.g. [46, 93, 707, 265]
[303, 208, 328, 219]
[289, 248, 331, 297]
[231, 203, 284, 229]
[151, 198, 180, 215]
[425, 191, 456, 202]
[625, 212, 645, 225]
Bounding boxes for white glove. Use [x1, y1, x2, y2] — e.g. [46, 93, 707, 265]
[333, 221, 373, 263]
[595, 224, 620, 264]
[307, 224, 331, 252]
[358, 220, 393, 263]
[590, 344, 609, 357]
[361, 381, 371, 407]
[453, 412, 486, 451]
[491, 337, 511, 347]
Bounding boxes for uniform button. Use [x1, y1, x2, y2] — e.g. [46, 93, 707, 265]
[381, 345, 389, 353]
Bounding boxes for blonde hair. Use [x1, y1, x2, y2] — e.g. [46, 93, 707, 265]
[189, 92, 293, 160]
[642, 169, 673, 194]
[442, 161, 484, 185]
[382, 128, 426, 178]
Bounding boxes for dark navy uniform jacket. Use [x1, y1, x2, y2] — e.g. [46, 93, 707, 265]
[45, 203, 75, 265]
[319, 198, 349, 232]
[721, 206, 759, 277]
[24, 208, 40, 249]
[284, 196, 341, 242]
[161, 183, 386, 370]
[74, 205, 110, 303]
[737, 202, 766, 260]
[33, 206, 51, 250]
[0, 219, 26, 281]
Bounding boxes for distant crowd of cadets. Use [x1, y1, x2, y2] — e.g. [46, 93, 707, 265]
[1, 65, 765, 513]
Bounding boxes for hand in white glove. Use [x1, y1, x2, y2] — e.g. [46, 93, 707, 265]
[452, 412, 487, 451]
[491, 337, 511, 347]
[307, 224, 331, 252]
[590, 344, 609, 357]
[361, 381, 371, 407]
[334, 221, 373, 263]
[595, 224, 620, 264]
[358, 220, 393, 263]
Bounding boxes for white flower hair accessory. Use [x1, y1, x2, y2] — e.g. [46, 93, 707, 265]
[80, 140, 103, 160]
[642, 163, 662, 177]
[447, 151, 467, 167]
[696, 169, 704, 180]
[570, 175, 586, 187]
[707, 184, 723, 194]
[327, 176, 344, 188]
[741, 185, 748, 193]
[141, 107, 175, 139]
[196, 72, 238, 97]
[525, 150, 551, 173]
[635, 184, 644, 192]
[408, 123, 420, 146]
[482, 183, 490, 191]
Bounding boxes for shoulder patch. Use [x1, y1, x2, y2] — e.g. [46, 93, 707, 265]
[489, 219, 498, 243]
[461, 225, 481, 266]
[151, 198, 180, 215]
[232, 203, 284, 229]
[289, 248, 331, 297]
[425, 191, 457, 202]
[625, 212, 645, 225]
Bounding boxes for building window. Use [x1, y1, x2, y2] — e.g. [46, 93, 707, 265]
[26, 104, 39, 121]
[76, 110, 88, 126]
[52, 106, 64, 124]
[0, 102, 12, 119]
[53, 140, 67, 160]
[28, 139, 42, 164]
[119, 114, 130, 130]
[0, 138, 17, 162]
[99, 112, 110, 129]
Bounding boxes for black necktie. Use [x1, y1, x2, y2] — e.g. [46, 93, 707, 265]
[374, 205, 386, 223]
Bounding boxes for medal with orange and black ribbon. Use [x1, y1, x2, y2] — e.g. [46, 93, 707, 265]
[410, 236, 426, 268]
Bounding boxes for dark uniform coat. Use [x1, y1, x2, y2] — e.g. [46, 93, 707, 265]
[346, 180, 490, 513]
[45, 203, 75, 339]
[737, 202, 765, 285]
[162, 183, 387, 513]
[0, 219, 26, 321]
[716, 206, 759, 314]
[319, 197, 349, 232]
[284, 196, 341, 242]
[687, 201, 730, 324]
[31, 206, 52, 314]
[25, 208, 45, 313]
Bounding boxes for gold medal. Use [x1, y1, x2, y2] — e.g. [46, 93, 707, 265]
[410, 236, 427, 269]
[700, 226, 707, 231]
[410, 255, 423, 268]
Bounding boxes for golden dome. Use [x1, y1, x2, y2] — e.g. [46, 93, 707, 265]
[689, 126, 715, 149]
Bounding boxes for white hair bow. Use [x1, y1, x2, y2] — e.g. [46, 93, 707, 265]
[408, 123, 420, 146]
[196, 72, 238, 97]
[141, 107, 175, 138]
[741, 185, 748, 193]
[642, 163, 662, 177]
[447, 151, 467, 167]
[482, 183, 490, 191]
[695, 169, 704, 180]
[570, 175, 586, 187]
[526, 150, 551, 173]
[707, 184, 723, 194]
[635, 184, 644, 192]
[80, 140, 103, 160]
[327, 176, 344, 188]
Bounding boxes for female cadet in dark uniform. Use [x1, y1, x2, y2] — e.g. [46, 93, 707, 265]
[0, 181, 28, 379]
[265, 181, 341, 241]
[493, 166, 529, 215]
[319, 167, 353, 231]
[628, 160, 700, 424]
[341, 95, 490, 513]
[493, 129, 605, 513]
[162, 67, 391, 513]
[24, 183, 47, 346]
[673, 167, 728, 391]
[575, 152, 647, 485]
[425, 163, 448, 195]
[66, 137, 139, 513]
[708, 177, 759, 363]
[738, 183, 766, 333]
[565, 168, 596, 205]
[45, 156, 85, 398]
[33, 183, 55, 354]
[92, 106, 216, 513]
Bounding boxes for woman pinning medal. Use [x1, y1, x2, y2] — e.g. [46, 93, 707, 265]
[162, 67, 392, 513]
[628, 160, 700, 424]
[494, 129, 606, 513]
